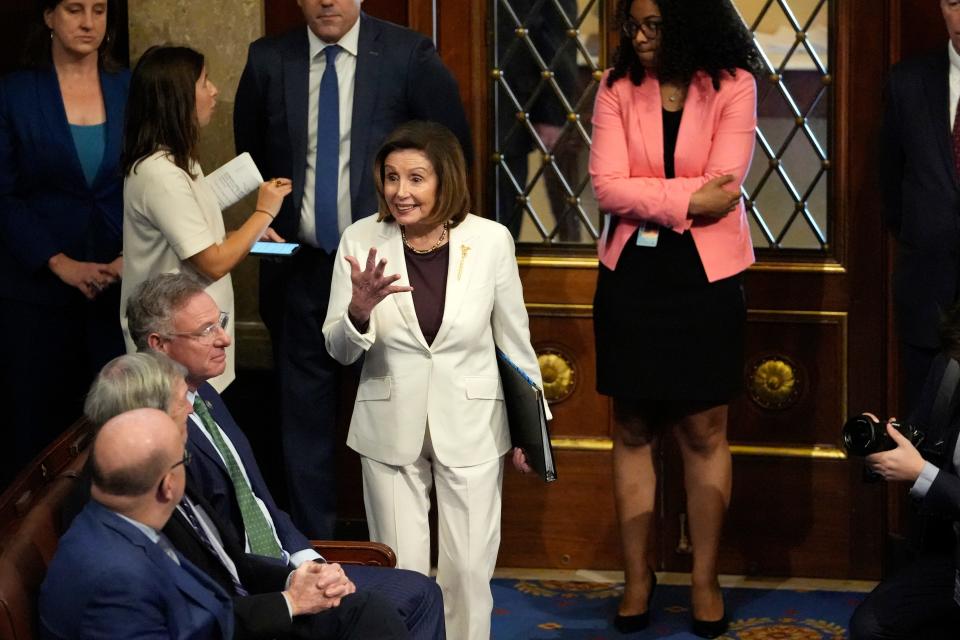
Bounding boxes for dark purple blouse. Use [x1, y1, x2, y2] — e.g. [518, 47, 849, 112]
[403, 243, 449, 345]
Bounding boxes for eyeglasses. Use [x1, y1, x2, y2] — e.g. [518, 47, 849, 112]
[622, 17, 662, 40]
[170, 449, 192, 471]
[166, 311, 229, 345]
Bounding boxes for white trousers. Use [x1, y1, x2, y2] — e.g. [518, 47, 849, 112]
[360, 430, 504, 640]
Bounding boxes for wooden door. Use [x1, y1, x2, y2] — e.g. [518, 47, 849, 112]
[437, 0, 892, 580]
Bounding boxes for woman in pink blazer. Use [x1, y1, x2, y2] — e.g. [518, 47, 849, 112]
[588, 1, 761, 637]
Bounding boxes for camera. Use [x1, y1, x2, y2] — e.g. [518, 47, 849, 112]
[841, 414, 925, 457]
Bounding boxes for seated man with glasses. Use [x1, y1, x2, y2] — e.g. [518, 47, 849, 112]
[125, 273, 445, 640]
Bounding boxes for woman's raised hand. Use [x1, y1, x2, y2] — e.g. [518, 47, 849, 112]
[688, 174, 742, 219]
[255, 178, 293, 219]
[345, 247, 413, 327]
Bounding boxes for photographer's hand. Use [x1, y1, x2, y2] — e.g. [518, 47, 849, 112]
[865, 423, 926, 482]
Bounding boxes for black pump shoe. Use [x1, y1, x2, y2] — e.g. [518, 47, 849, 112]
[691, 614, 729, 639]
[613, 573, 657, 634]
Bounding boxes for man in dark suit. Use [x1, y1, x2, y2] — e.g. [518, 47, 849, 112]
[882, 0, 960, 415]
[40, 408, 235, 639]
[126, 273, 445, 640]
[233, 0, 471, 538]
[848, 304, 960, 639]
[81, 353, 411, 640]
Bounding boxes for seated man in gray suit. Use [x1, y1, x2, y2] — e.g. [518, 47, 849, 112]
[83, 354, 409, 640]
[125, 273, 444, 640]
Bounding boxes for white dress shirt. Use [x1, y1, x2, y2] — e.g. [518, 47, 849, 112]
[299, 21, 360, 246]
[948, 41, 960, 129]
[187, 390, 320, 566]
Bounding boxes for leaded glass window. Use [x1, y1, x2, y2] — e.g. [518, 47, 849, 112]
[491, 0, 831, 253]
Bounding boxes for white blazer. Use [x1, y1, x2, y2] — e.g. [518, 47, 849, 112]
[323, 213, 548, 468]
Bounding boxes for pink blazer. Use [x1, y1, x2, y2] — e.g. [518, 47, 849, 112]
[589, 68, 757, 282]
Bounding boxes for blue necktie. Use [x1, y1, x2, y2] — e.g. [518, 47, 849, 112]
[315, 44, 341, 252]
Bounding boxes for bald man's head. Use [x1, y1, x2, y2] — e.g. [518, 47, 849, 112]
[90, 408, 183, 497]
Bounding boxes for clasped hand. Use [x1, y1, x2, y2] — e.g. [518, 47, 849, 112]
[48, 253, 120, 300]
[284, 562, 356, 616]
[345, 247, 413, 327]
[688, 174, 741, 219]
[864, 418, 926, 483]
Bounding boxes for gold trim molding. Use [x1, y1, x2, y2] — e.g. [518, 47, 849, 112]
[515, 255, 846, 274]
[526, 303, 593, 318]
[517, 256, 598, 269]
[550, 437, 846, 459]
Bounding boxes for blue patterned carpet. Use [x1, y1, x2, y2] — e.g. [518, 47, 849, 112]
[491, 578, 864, 639]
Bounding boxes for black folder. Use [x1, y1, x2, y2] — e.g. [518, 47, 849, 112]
[496, 348, 557, 482]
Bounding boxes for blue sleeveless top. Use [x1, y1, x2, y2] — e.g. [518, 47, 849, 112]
[69, 123, 105, 187]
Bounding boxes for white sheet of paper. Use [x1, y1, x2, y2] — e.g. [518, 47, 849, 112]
[205, 152, 263, 210]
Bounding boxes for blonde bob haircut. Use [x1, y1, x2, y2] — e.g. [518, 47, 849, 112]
[373, 120, 470, 228]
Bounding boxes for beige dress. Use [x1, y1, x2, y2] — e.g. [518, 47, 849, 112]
[120, 151, 235, 391]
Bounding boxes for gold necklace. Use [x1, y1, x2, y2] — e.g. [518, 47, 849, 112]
[665, 85, 686, 103]
[401, 222, 448, 254]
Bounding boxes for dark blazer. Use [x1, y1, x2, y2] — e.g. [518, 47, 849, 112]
[0, 67, 128, 304]
[164, 489, 302, 640]
[39, 500, 233, 640]
[910, 353, 960, 567]
[186, 383, 313, 555]
[882, 50, 960, 349]
[233, 13, 472, 241]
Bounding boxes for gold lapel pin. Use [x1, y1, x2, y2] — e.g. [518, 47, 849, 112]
[457, 244, 471, 281]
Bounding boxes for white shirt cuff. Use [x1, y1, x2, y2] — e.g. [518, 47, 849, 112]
[281, 582, 294, 620]
[909, 462, 940, 499]
[289, 548, 323, 567]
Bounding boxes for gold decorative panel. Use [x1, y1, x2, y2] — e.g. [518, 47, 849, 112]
[747, 355, 802, 410]
[537, 348, 577, 403]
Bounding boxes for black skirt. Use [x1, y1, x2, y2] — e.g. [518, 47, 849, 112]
[593, 226, 745, 404]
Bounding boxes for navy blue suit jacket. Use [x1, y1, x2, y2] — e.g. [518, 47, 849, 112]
[909, 354, 960, 568]
[882, 50, 960, 348]
[39, 500, 233, 640]
[233, 13, 471, 241]
[187, 383, 312, 556]
[0, 67, 128, 305]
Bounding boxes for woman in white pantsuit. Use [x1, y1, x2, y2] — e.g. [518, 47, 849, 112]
[323, 121, 547, 639]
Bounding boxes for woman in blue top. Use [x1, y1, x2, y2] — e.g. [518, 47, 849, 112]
[0, 0, 128, 483]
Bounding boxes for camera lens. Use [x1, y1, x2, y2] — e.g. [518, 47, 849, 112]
[842, 415, 879, 456]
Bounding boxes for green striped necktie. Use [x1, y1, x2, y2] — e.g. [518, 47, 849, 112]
[192, 396, 282, 559]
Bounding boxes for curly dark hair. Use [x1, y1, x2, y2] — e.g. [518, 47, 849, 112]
[607, 0, 763, 89]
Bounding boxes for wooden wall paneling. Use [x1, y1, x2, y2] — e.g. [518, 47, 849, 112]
[895, 0, 944, 60]
[669, 456, 872, 578]
[733, 311, 847, 448]
[361, 0, 407, 27]
[527, 313, 607, 439]
[499, 450, 621, 569]
[407, 0, 434, 40]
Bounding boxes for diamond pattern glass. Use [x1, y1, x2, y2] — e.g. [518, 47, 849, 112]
[491, 0, 831, 252]
[493, 0, 603, 245]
